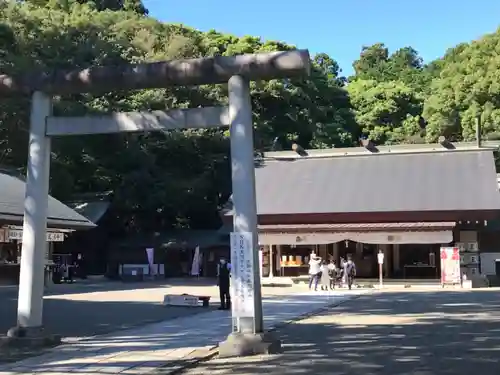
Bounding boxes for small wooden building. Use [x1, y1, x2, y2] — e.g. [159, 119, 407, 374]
[0, 171, 94, 284]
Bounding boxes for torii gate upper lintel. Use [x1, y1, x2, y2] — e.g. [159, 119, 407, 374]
[0, 50, 310, 95]
[7, 50, 311, 358]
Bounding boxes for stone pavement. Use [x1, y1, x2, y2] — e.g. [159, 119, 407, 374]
[0, 289, 367, 374]
[0, 279, 302, 341]
[181, 288, 500, 375]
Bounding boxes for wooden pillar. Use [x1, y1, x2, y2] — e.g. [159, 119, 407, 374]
[393, 244, 400, 271]
[333, 242, 339, 264]
[259, 248, 263, 279]
[276, 245, 282, 276]
[381, 244, 390, 276]
[356, 242, 363, 260]
[269, 244, 274, 278]
[318, 244, 327, 260]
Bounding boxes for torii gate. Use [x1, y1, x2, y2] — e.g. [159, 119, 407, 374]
[0, 50, 311, 356]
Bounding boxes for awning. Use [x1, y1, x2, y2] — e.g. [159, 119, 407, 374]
[258, 222, 456, 245]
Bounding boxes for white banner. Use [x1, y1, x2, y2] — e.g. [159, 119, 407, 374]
[146, 248, 154, 273]
[190, 246, 201, 276]
[230, 232, 255, 318]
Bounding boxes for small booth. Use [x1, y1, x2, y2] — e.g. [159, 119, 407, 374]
[0, 226, 69, 285]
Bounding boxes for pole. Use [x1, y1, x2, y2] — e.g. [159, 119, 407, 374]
[476, 115, 482, 148]
[17, 91, 52, 329]
[378, 250, 384, 289]
[379, 263, 383, 288]
[228, 75, 264, 334]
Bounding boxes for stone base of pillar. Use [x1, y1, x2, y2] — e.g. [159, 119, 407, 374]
[218, 332, 282, 358]
[5, 326, 61, 348]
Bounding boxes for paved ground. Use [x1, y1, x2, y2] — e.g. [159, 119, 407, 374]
[181, 288, 500, 375]
[0, 278, 303, 364]
[0, 278, 297, 340]
[0, 289, 367, 374]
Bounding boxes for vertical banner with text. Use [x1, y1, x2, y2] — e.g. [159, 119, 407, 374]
[146, 248, 155, 275]
[440, 247, 461, 285]
[230, 232, 255, 318]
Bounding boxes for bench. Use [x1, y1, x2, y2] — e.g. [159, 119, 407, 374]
[162, 294, 211, 307]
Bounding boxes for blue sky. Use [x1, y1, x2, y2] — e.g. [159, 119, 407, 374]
[143, 0, 500, 76]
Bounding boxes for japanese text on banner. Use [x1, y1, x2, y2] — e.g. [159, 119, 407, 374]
[440, 247, 461, 285]
[230, 232, 255, 318]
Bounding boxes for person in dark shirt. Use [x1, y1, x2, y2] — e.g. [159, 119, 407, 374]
[217, 257, 231, 310]
[344, 254, 357, 290]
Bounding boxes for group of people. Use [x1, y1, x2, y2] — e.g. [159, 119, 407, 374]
[215, 252, 357, 310]
[308, 252, 356, 291]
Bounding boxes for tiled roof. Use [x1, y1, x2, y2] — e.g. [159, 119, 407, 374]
[225, 150, 500, 216]
[0, 173, 95, 229]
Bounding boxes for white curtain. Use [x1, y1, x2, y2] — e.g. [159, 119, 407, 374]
[259, 231, 453, 245]
[259, 232, 347, 245]
[344, 231, 453, 244]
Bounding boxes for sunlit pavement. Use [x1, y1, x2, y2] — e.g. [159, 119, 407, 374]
[182, 289, 500, 375]
[0, 289, 368, 374]
[0, 278, 311, 340]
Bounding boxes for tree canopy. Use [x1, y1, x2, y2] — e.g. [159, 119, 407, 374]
[1, 0, 500, 234]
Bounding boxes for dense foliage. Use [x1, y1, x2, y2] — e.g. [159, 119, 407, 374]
[1, 0, 500, 234]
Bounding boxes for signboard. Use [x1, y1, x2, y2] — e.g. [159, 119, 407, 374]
[47, 232, 65, 242]
[230, 232, 255, 318]
[460, 253, 479, 265]
[377, 252, 384, 265]
[440, 247, 461, 285]
[6, 229, 64, 242]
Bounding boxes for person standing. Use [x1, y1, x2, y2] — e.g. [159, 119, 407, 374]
[320, 261, 331, 291]
[308, 252, 322, 291]
[327, 259, 337, 290]
[339, 257, 346, 287]
[343, 254, 357, 290]
[217, 257, 231, 310]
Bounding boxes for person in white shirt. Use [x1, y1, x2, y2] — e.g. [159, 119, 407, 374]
[327, 259, 337, 290]
[308, 252, 322, 291]
[320, 261, 331, 290]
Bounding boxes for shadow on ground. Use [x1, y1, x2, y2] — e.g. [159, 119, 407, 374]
[181, 289, 500, 375]
[0, 291, 357, 372]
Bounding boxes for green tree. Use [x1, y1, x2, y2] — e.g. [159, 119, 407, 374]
[423, 28, 500, 141]
[0, 1, 356, 234]
[23, 0, 149, 14]
[347, 79, 423, 144]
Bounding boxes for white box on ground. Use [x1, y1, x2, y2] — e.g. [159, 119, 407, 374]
[163, 294, 199, 307]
